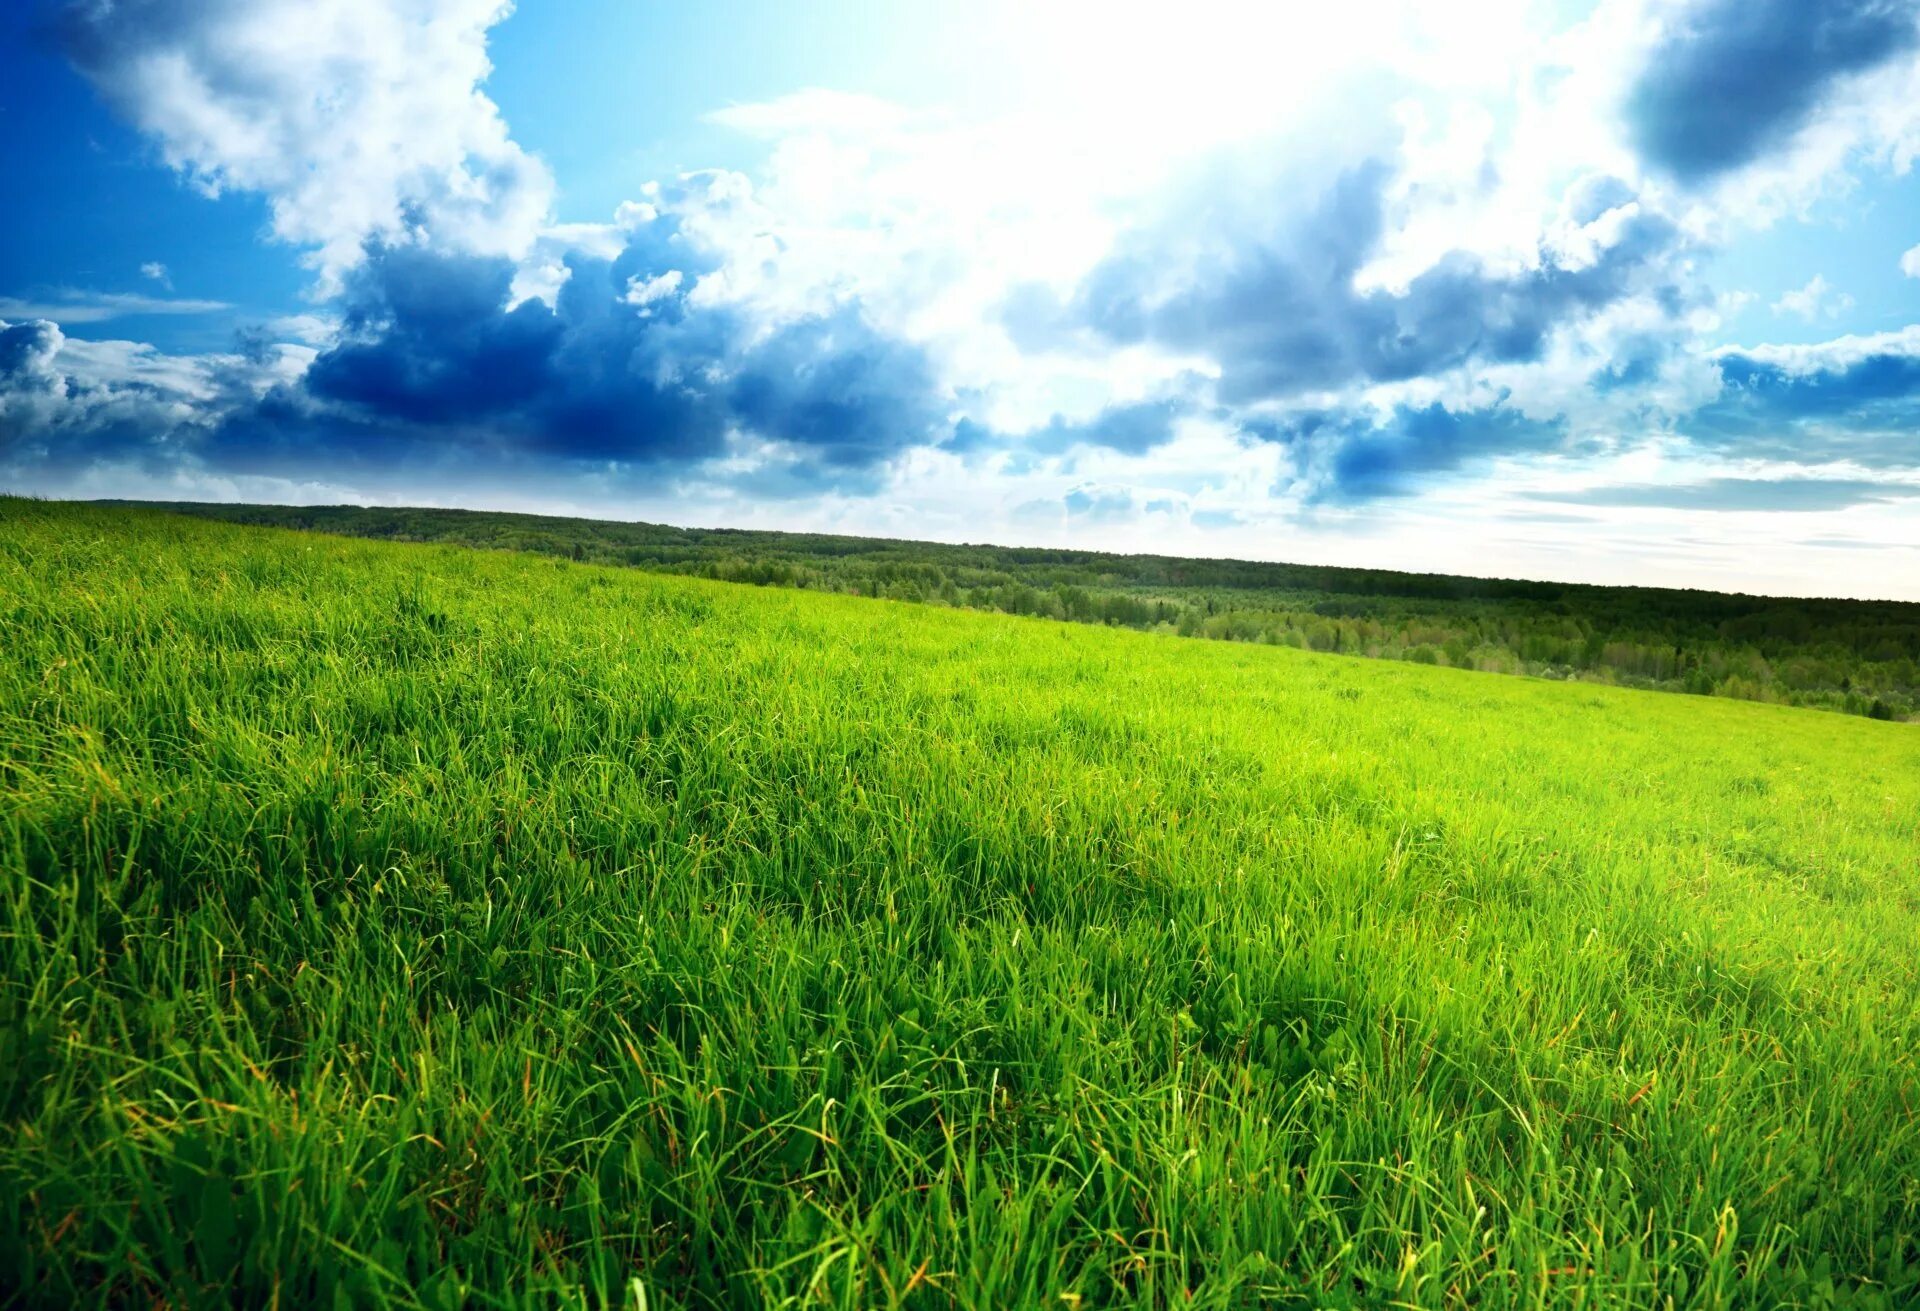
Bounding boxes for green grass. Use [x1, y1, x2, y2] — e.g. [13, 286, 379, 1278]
[125, 498, 1920, 721]
[2, 497, 1917, 1309]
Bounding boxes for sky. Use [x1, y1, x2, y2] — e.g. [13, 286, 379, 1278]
[3, 1, 1920, 599]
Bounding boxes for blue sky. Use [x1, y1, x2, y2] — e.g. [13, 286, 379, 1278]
[4, 0, 1920, 598]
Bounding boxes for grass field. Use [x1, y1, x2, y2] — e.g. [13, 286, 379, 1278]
[2, 497, 1918, 1309]
[129, 500, 1920, 721]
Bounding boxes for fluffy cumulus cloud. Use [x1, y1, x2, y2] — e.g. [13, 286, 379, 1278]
[0, 322, 68, 428]
[1772, 275, 1855, 322]
[59, 0, 553, 284]
[997, 149, 1701, 498]
[7, 0, 1920, 557]
[1030, 163, 1684, 407]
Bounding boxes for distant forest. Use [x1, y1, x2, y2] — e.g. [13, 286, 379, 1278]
[119, 501, 1918, 720]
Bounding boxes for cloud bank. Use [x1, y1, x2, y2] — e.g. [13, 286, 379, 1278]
[4, 0, 1920, 576]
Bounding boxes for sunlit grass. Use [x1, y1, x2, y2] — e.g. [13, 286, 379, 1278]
[2, 497, 1917, 1308]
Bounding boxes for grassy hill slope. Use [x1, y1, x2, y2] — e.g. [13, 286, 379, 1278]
[3, 498, 1918, 1308]
[117, 499, 1920, 720]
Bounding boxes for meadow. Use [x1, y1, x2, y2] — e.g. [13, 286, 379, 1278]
[2, 496, 1918, 1308]
[133, 501, 1920, 721]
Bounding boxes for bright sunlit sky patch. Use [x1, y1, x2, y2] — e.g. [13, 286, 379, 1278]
[4, 0, 1920, 598]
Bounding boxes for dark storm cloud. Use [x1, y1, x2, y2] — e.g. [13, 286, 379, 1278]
[727, 312, 948, 469]
[1016, 162, 1685, 410]
[306, 249, 566, 428]
[357, 235, 949, 474]
[1626, 0, 1920, 182]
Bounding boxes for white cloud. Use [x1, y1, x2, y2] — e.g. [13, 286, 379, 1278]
[35, 461, 393, 508]
[1720, 322, 1920, 373]
[51, 334, 232, 400]
[63, 0, 552, 289]
[1682, 48, 1920, 234]
[266, 313, 340, 347]
[140, 261, 171, 287]
[0, 320, 71, 435]
[706, 90, 924, 138]
[505, 200, 671, 309]
[645, 0, 1716, 453]
[1903, 242, 1920, 278]
[1771, 274, 1855, 322]
[1, 318, 215, 454]
[623, 270, 683, 308]
[24, 0, 1920, 597]
[0, 317, 314, 488]
[0, 291, 231, 323]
